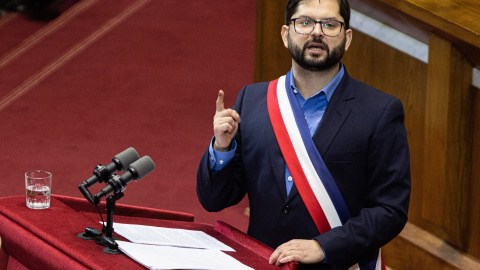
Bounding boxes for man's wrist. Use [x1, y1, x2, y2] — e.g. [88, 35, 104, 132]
[213, 139, 230, 152]
[208, 137, 236, 172]
[213, 144, 229, 152]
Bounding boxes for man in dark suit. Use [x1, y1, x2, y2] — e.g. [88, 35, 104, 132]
[197, 0, 410, 269]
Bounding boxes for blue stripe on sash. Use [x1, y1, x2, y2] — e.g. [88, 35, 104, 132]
[359, 249, 380, 269]
[284, 74, 351, 224]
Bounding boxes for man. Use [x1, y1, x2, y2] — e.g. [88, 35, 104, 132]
[197, 0, 411, 269]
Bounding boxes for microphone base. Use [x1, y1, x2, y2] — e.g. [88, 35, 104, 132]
[95, 236, 120, 246]
[96, 236, 123, 255]
[102, 246, 123, 255]
[78, 227, 102, 240]
[77, 232, 98, 240]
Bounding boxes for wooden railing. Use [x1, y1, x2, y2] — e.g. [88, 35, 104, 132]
[255, 0, 480, 269]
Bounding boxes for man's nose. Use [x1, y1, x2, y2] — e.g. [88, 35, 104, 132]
[311, 22, 324, 36]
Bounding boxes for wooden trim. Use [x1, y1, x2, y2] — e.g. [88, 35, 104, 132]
[378, 0, 480, 49]
[384, 222, 480, 270]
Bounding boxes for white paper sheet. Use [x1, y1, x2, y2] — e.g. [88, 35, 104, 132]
[112, 222, 235, 252]
[117, 241, 254, 270]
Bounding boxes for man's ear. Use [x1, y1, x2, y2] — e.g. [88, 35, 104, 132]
[344, 28, 353, 51]
[281, 25, 289, 49]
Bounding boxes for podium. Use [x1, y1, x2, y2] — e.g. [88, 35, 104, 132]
[0, 195, 297, 270]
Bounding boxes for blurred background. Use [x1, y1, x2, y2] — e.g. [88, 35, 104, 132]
[0, 0, 255, 231]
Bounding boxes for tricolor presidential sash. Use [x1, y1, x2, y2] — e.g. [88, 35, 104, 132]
[267, 75, 385, 270]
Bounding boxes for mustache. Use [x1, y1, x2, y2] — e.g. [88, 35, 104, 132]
[303, 38, 328, 51]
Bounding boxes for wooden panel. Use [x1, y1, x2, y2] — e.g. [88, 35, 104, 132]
[469, 86, 480, 259]
[421, 34, 451, 227]
[254, 0, 290, 82]
[422, 33, 473, 250]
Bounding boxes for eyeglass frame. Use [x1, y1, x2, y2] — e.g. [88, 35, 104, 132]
[290, 17, 345, 37]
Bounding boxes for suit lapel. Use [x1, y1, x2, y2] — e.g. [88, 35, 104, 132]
[265, 110, 288, 200]
[313, 72, 355, 155]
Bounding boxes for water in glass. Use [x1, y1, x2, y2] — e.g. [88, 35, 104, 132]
[26, 184, 51, 209]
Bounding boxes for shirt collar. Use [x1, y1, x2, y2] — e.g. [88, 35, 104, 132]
[288, 63, 345, 102]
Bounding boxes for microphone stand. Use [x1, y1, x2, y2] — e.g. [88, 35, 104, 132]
[95, 192, 124, 255]
[77, 154, 155, 255]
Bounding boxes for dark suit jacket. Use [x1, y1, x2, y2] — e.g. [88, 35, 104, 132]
[197, 69, 411, 270]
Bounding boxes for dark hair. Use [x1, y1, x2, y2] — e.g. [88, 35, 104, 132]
[285, 0, 350, 29]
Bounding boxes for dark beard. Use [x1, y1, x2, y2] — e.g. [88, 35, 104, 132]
[287, 33, 346, 71]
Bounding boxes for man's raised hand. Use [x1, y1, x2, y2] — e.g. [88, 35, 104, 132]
[213, 90, 241, 152]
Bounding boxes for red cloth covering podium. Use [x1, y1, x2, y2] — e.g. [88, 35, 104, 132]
[0, 195, 297, 270]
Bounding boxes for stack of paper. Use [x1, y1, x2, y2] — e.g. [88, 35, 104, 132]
[112, 223, 254, 270]
[117, 241, 253, 270]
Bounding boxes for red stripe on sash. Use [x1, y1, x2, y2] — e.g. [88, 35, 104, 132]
[267, 79, 331, 234]
[381, 255, 386, 270]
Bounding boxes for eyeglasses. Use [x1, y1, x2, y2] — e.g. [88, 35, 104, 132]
[290, 17, 344, 37]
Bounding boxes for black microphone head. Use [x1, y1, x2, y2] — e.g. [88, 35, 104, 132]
[129, 156, 155, 180]
[114, 147, 140, 170]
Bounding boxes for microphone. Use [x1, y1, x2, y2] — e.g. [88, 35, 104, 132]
[93, 156, 155, 205]
[79, 147, 140, 204]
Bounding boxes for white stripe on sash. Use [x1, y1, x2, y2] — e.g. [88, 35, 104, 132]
[276, 76, 342, 228]
[349, 264, 360, 270]
[375, 249, 383, 270]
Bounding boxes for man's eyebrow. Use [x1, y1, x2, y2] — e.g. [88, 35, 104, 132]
[297, 15, 340, 21]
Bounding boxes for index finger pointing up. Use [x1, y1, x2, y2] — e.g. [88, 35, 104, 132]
[216, 90, 225, 112]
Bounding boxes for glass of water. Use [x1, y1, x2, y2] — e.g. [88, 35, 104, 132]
[25, 170, 52, 209]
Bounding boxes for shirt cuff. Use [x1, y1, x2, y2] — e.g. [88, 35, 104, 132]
[322, 247, 328, 264]
[208, 137, 236, 172]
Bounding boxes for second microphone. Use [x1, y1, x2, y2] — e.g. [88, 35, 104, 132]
[93, 156, 155, 205]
